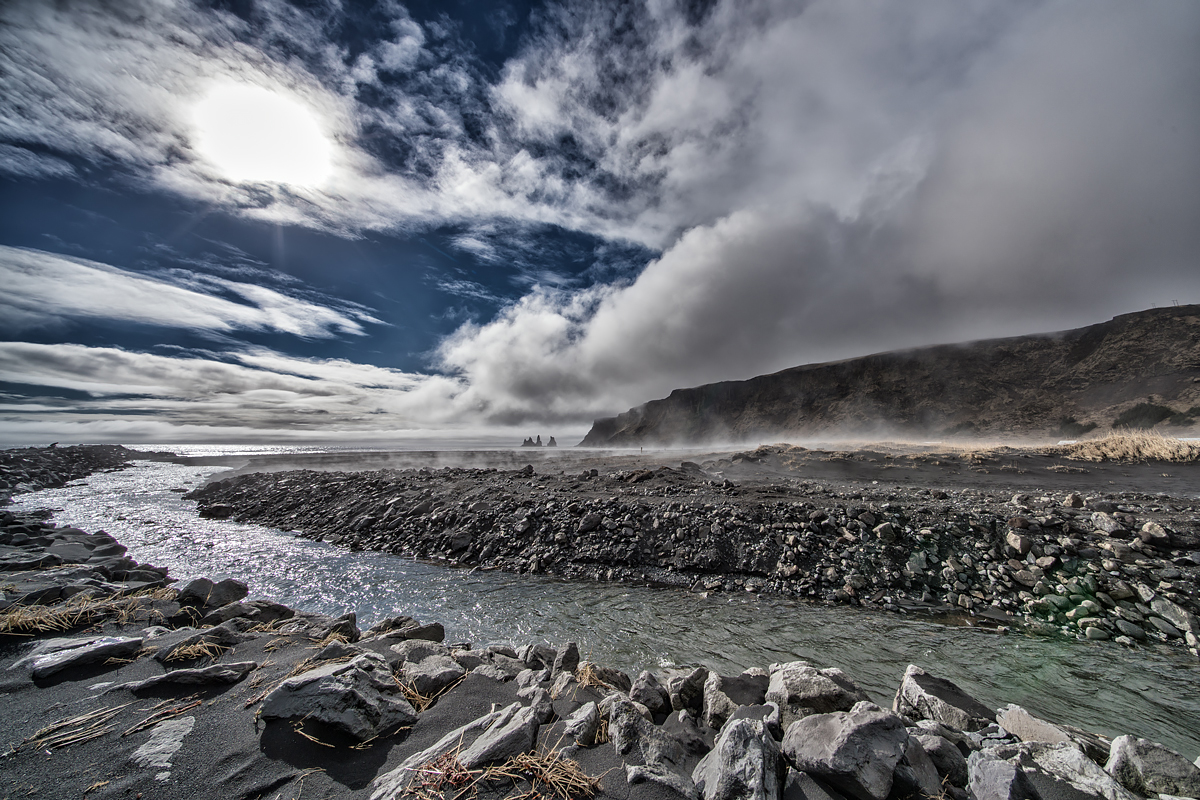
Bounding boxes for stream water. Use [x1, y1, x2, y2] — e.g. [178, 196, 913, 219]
[9, 452, 1200, 757]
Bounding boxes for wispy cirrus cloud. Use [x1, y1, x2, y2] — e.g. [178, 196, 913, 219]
[0, 246, 382, 338]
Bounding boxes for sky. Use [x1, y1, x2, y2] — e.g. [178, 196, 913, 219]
[1, 0, 1198, 446]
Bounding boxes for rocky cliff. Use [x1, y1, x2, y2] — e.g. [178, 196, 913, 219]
[581, 306, 1200, 446]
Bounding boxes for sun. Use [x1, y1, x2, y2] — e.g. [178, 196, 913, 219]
[191, 83, 334, 187]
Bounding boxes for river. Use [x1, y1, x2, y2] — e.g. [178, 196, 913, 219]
[9, 450, 1200, 757]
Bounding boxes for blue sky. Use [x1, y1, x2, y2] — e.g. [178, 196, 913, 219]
[1, 0, 1198, 445]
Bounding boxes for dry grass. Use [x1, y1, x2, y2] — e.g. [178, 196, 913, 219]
[574, 662, 625, 692]
[15, 702, 132, 752]
[397, 673, 467, 713]
[162, 639, 230, 663]
[121, 697, 201, 737]
[0, 588, 174, 636]
[405, 745, 601, 800]
[1048, 432, 1200, 463]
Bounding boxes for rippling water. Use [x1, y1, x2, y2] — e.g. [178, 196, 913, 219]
[10, 457, 1200, 756]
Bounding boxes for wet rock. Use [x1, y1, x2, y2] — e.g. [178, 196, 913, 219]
[893, 665, 994, 732]
[692, 718, 784, 800]
[1105, 735, 1200, 797]
[260, 652, 417, 741]
[781, 707, 909, 800]
[394, 621, 445, 643]
[176, 577, 248, 608]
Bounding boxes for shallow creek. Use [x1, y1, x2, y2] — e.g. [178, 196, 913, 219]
[10, 457, 1200, 756]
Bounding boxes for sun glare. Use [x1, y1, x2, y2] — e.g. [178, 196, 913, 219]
[192, 83, 334, 187]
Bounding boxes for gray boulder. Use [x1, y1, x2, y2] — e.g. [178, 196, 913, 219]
[563, 701, 600, 746]
[983, 741, 1139, 800]
[893, 665, 994, 732]
[457, 702, 540, 768]
[912, 732, 969, 787]
[671, 667, 709, 714]
[968, 749, 1040, 800]
[610, 698, 691, 776]
[767, 662, 870, 724]
[781, 707, 909, 800]
[692, 718, 784, 800]
[260, 652, 417, 741]
[1105, 735, 1200, 797]
[402, 654, 466, 696]
[632, 670, 672, 715]
[996, 705, 1111, 762]
[893, 736, 942, 799]
[124, 661, 258, 692]
[176, 577, 248, 608]
[553, 641, 580, 674]
[388, 639, 450, 665]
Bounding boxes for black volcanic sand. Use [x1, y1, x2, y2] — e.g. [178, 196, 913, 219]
[183, 442, 1200, 655]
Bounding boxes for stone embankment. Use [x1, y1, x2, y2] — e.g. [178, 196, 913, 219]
[186, 461, 1200, 655]
[4, 514, 1200, 800]
[0, 443, 164, 504]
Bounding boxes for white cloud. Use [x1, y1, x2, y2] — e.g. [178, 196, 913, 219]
[0, 246, 381, 338]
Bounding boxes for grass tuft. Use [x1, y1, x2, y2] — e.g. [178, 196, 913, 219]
[1050, 431, 1200, 463]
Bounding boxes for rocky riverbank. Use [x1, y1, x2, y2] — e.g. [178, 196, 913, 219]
[3, 511, 1200, 800]
[0, 444, 162, 503]
[185, 452, 1200, 657]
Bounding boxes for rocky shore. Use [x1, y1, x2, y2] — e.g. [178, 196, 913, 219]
[0, 444, 157, 503]
[4, 508, 1200, 800]
[184, 451, 1200, 656]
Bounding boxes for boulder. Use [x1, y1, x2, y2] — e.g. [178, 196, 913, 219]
[781, 707, 909, 800]
[176, 577, 247, 608]
[767, 662, 870, 726]
[553, 641, 580, 674]
[995, 705, 1110, 762]
[580, 661, 632, 692]
[692, 718, 784, 800]
[893, 736, 942, 800]
[260, 652, 417, 741]
[968, 749, 1040, 800]
[892, 665, 994, 732]
[125, 661, 258, 692]
[200, 599, 294, 626]
[457, 702, 540, 768]
[632, 670, 672, 715]
[563, 701, 601, 746]
[389, 639, 450, 665]
[610, 698, 691, 776]
[983, 742, 1139, 800]
[912, 732, 969, 787]
[402, 654, 466, 696]
[783, 770, 852, 800]
[1105, 735, 1200, 797]
[671, 667, 709, 714]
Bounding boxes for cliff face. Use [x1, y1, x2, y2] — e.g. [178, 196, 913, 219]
[580, 306, 1200, 446]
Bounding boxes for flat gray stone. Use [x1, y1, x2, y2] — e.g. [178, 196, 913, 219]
[563, 701, 600, 746]
[125, 661, 258, 693]
[22, 635, 143, 678]
[403, 654, 466, 696]
[987, 741, 1139, 800]
[457, 702, 540, 768]
[130, 715, 195, 781]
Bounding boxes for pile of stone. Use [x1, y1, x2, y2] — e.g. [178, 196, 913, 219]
[0, 444, 152, 503]
[185, 465, 1200, 655]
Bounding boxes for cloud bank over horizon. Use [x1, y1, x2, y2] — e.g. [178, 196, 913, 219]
[1, 0, 1198, 443]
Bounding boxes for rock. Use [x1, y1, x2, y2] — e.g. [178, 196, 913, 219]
[893, 735, 942, 799]
[402, 654, 466, 696]
[892, 665, 994, 732]
[995, 705, 1110, 761]
[199, 599, 294, 626]
[396, 621, 445, 643]
[389, 639, 450, 665]
[1006, 532, 1033, 556]
[872, 523, 897, 543]
[18, 635, 144, 679]
[968, 748, 1040, 800]
[766, 662, 870, 724]
[692, 718, 784, 800]
[1105, 735, 1200, 797]
[366, 614, 416, 636]
[1085, 627, 1109, 640]
[781, 707, 909, 800]
[578, 513, 603, 533]
[912, 732, 969, 787]
[1091, 513, 1126, 536]
[458, 702, 541, 768]
[1064, 493, 1084, 508]
[610, 698, 690, 776]
[1113, 619, 1146, 640]
[553, 641, 580, 674]
[783, 770, 852, 800]
[632, 670, 672, 715]
[130, 715, 195, 777]
[1139, 522, 1171, 548]
[563, 701, 600, 745]
[579, 661, 632, 692]
[983, 741, 1139, 800]
[518, 643, 557, 670]
[153, 620, 249, 663]
[671, 667, 709, 714]
[627, 764, 701, 800]
[260, 652, 417, 741]
[1150, 597, 1200, 643]
[1148, 616, 1183, 638]
[176, 577, 247, 608]
[727, 703, 783, 741]
[125, 661, 258, 692]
